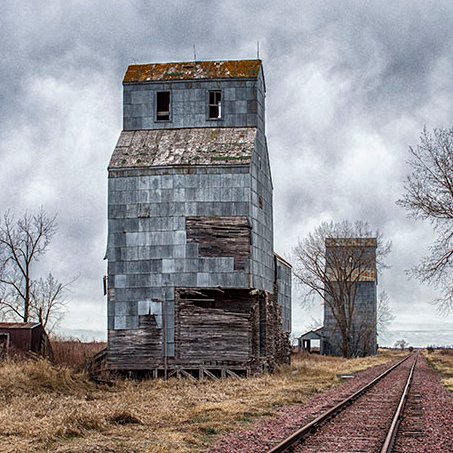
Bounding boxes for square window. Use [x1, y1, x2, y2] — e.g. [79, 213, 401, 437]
[156, 91, 171, 121]
[209, 90, 222, 119]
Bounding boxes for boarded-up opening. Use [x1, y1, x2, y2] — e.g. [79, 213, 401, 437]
[186, 216, 251, 270]
[175, 288, 255, 364]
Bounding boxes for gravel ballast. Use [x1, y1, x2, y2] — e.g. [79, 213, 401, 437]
[208, 355, 453, 453]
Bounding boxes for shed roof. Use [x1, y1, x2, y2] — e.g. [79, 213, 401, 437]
[299, 326, 325, 340]
[109, 127, 256, 169]
[0, 322, 40, 329]
[123, 60, 261, 84]
[274, 252, 293, 268]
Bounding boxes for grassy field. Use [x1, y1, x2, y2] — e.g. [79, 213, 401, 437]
[0, 348, 403, 453]
[424, 349, 453, 392]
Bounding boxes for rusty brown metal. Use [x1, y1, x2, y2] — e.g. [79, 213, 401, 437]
[0, 322, 47, 355]
[123, 59, 261, 84]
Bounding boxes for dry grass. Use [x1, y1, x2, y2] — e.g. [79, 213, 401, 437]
[0, 350, 403, 453]
[51, 339, 106, 371]
[424, 349, 453, 392]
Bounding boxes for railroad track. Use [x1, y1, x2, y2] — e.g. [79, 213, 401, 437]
[268, 353, 418, 453]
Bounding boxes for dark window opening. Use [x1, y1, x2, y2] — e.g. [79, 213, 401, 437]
[156, 91, 170, 121]
[0, 333, 9, 356]
[209, 91, 222, 119]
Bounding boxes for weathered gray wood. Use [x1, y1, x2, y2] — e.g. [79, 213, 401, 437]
[108, 314, 163, 369]
[186, 216, 251, 270]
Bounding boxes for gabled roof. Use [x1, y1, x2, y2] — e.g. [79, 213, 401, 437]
[0, 322, 40, 329]
[123, 59, 261, 84]
[109, 127, 256, 169]
[274, 252, 292, 268]
[298, 326, 325, 340]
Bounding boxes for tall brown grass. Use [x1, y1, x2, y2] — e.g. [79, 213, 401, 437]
[425, 349, 453, 392]
[0, 350, 403, 453]
[51, 338, 106, 371]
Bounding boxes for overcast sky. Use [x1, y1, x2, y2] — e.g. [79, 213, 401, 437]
[1, 0, 452, 343]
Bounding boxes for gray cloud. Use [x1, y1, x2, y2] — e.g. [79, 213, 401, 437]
[1, 0, 452, 341]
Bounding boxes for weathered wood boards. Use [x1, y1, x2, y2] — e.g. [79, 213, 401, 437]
[186, 216, 251, 270]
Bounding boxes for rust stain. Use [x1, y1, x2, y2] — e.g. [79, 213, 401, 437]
[123, 60, 261, 84]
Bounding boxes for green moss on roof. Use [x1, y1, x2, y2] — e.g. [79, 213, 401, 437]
[123, 60, 261, 84]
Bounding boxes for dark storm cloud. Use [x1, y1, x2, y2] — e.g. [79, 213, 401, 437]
[1, 0, 452, 336]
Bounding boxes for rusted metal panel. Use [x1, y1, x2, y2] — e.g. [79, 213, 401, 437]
[123, 60, 261, 84]
[0, 322, 39, 329]
[108, 127, 255, 169]
[0, 323, 48, 355]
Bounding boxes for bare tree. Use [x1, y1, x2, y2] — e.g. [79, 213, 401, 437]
[397, 127, 453, 314]
[293, 220, 391, 358]
[306, 317, 323, 331]
[0, 209, 57, 322]
[30, 273, 72, 333]
[394, 339, 409, 351]
[377, 291, 395, 339]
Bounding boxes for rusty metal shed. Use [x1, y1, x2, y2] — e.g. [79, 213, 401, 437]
[0, 322, 51, 357]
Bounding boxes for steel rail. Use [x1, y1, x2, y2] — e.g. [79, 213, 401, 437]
[267, 354, 414, 453]
[380, 354, 418, 453]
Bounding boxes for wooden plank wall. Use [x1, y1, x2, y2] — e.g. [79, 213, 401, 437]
[108, 288, 290, 372]
[175, 288, 255, 364]
[108, 314, 163, 370]
[186, 216, 251, 270]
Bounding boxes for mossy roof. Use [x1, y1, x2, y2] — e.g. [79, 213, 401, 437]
[109, 127, 256, 169]
[123, 60, 261, 84]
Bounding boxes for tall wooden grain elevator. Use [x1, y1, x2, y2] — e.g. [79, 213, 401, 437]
[105, 59, 291, 377]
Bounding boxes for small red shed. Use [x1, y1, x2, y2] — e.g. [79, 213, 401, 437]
[0, 322, 51, 357]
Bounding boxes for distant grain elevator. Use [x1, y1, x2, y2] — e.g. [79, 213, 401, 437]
[322, 238, 378, 357]
[106, 59, 291, 377]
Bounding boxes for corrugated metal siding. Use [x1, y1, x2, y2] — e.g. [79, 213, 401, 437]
[122, 78, 263, 131]
[107, 165, 252, 357]
[275, 257, 292, 333]
[106, 59, 291, 370]
[323, 281, 377, 356]
[249, 130, 274, 293]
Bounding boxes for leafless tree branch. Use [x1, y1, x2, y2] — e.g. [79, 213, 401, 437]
[0, 208, 58, 323]
[293, 220, 391, 357]
[397, 127, 453, 313]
